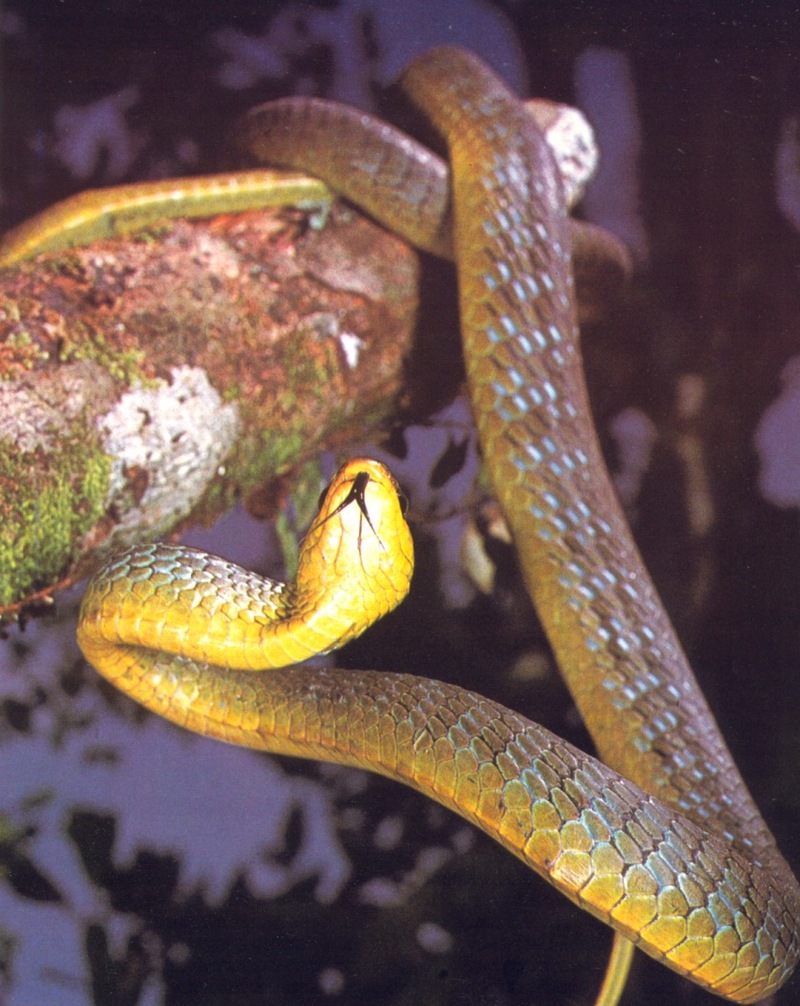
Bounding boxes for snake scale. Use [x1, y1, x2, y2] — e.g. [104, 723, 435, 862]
[67, 47, 800, 1001]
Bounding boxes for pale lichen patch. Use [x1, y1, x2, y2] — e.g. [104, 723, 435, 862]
[99, 365, 241, 546]
[0, 385, 63, 453]
[339, 331, 364, 369]
[0, 360, 116, 452]
[189, 232, 243, 280]
[541, 104, 598, 209]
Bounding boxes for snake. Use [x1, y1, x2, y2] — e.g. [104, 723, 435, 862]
[10, 45, 787, 1002]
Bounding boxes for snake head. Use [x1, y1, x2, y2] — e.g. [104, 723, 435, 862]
[297, 458, 414, 635]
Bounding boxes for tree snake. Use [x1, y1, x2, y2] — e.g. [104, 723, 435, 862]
[5, 45, 789, 1002]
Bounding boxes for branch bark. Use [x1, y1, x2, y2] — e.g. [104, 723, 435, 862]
[0, 202, 420, 615]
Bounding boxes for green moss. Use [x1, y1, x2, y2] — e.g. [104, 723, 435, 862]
[59, 318, 150, 385]
[222, 383, 243, 402]
[40, 254, 90, 281]
[2, 301, 21, 323]
[0, 429, 112, 607]
[260, 429, 306, 477]
[130, 223, 173, 244]
[273, 457, 324, 580]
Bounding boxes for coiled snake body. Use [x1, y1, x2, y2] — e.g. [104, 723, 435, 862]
[66, 48, 800, 1001]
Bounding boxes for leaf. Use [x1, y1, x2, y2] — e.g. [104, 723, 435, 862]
[383, 425, 409, 459]
[3, 849, 62, 902]
[429, 438, 469, 489]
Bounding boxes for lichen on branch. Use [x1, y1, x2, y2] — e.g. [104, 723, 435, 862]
[0, 202, 419, 615]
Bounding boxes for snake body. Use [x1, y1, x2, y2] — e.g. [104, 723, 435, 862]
[78, 459, 414, 674]
[69, 47, 800, 1001]
[0, 170, 330, 266]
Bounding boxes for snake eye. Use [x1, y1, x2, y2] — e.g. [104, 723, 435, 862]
[397, 492, 409, 516]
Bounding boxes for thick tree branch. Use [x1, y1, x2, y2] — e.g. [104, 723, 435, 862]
[0, 202, 420, 615]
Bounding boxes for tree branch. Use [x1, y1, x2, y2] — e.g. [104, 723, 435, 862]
[0, 202, 420, 615]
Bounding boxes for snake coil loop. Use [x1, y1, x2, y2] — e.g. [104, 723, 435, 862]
[68, 47, 800, 1003]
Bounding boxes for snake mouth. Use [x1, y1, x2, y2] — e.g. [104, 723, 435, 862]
[311, 470, 383, 553]
[313, 467, 407, 552]
[318, 469, 374, 527]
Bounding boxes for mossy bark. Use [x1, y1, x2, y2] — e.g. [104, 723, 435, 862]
[0, 202, 420, 618]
